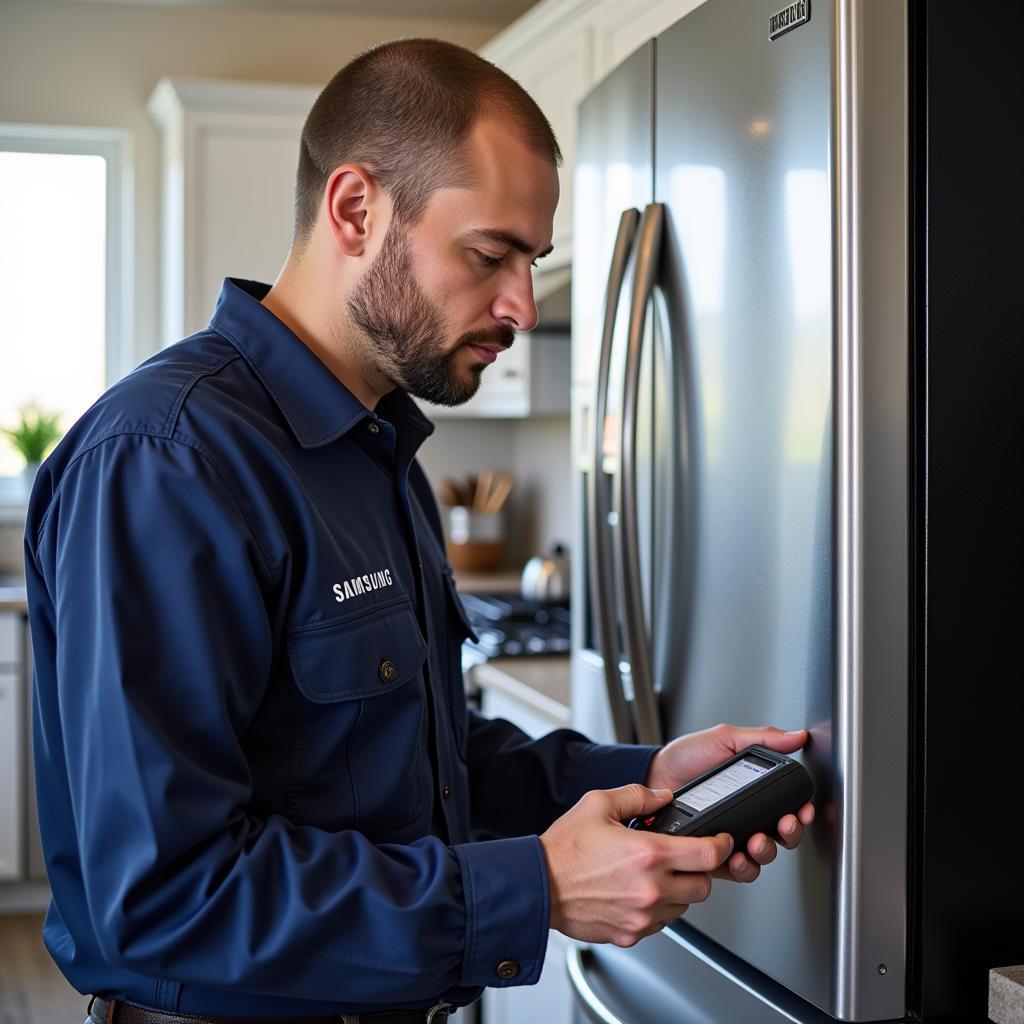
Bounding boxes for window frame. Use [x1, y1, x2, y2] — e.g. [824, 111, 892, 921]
[0, 123, 134, 388]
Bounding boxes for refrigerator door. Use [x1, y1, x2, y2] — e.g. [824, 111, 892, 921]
[571, 42, 654, 746]
[651, 0, 841, 998]
[589, 0, 906, 1020]
[644, 0, 842, 1006]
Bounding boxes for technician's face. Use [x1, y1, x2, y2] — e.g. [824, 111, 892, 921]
[348, 116, 559, 406]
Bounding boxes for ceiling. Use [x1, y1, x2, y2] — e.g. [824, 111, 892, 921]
[60, 0, 539, 21]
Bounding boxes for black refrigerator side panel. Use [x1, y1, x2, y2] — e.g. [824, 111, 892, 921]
[912, 0, 1024, 1018]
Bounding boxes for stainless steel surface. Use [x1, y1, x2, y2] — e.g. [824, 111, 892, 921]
[831, 0, 909, 1017]
[566, 946, 628, 1024]
[659, 923, 842, 1023]
[587, 208, 640, 743]
[617, 202, 665, 747]
[520, 545, 572, 602]
[650, 0, 839, 1008]
[567, 928, 839, 1024]
[570, 0, 911, 1018]
[571, 41, 653, 747]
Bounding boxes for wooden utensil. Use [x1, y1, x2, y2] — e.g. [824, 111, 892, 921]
[474, 467, 495, 513]
[484, 471, 514, 515]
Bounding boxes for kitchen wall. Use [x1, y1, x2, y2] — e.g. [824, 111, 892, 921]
[0, 517, 22, 575]
[0, 0, 508, 368]
[417, 414, 572, 571]
[416, 283, 574, 572]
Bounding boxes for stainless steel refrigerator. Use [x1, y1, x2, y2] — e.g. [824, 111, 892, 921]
[568, 0, 1024, 1020]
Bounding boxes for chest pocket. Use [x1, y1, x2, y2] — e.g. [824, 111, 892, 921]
[286, 598, 429, 834]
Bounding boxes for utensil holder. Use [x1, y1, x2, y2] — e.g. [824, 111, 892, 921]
[446, 506, 505, 572]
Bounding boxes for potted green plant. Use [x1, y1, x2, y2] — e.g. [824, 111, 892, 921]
[3, 405, 62, 496]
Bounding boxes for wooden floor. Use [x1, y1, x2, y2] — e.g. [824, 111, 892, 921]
[0, 914, 86, 1024]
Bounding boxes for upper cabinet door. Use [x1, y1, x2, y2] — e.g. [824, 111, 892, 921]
[148, 79, 319, 345]
[483, 16, 595, 277]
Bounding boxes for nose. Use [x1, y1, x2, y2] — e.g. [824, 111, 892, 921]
[491, 265, 539, 333]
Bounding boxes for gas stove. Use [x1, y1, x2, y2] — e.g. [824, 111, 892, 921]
[458, 592, 571, 661]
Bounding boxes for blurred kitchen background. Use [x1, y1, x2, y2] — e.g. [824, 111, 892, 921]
[0, 0, 618, 1019]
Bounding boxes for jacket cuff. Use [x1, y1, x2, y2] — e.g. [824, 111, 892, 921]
[454, 836, 549, 988]
[562, 743, 661, 805]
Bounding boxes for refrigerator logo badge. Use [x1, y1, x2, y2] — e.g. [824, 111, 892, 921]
[769, 0, 810, 40]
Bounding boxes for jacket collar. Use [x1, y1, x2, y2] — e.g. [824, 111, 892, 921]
[209, 278, 434, 450]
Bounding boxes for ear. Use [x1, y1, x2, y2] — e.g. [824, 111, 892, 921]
[322, 164, 387, 258]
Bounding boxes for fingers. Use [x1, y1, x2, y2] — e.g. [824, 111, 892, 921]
[711, 723, 808, 755]
[656, 830, 733, 874]
[713, 851, 761, 883]
[634, 905, 691, 942]
[776, 814, 804, 850]
[749, 726, 809, 753]
[745, 833, 778, 865]
[612, 871, 710, 947]
[597, 783, 674, 822]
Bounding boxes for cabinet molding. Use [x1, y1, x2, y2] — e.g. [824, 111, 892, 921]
[148, 78, 319, 346]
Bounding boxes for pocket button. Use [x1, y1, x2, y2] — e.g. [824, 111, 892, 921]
[378, 659, 397, 683]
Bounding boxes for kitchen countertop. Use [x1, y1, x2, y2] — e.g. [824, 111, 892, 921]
[452, 568, 522, 595]
[0, 574, 27, 612]
[469, 655, 571, 726]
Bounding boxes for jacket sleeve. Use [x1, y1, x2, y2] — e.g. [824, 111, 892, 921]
[466, 710, 660, 841]
[31, 433, 547, 1005]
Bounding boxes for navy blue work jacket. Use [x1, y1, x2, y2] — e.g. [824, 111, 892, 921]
[24, 278, 658, 1017]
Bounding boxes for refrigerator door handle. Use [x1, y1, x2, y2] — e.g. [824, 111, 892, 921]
[566, 945, 628, 1024]
[588, 207, 641, 744]
[619, 201, 665, 746]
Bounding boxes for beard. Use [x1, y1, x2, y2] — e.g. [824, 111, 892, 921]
[347, 222, 515, 407]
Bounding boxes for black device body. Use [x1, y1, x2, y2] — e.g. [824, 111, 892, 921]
[628, 745, 813, 852]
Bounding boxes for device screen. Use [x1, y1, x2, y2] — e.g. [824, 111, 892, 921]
[675, 753, 778, 813]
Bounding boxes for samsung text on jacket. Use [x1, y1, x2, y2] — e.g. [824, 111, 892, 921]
[333, 569, 394, 602]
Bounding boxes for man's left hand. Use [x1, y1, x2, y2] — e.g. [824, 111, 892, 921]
[645, 724, 815, 884]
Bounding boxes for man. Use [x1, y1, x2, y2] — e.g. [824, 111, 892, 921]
[25, 39, 813, 1024]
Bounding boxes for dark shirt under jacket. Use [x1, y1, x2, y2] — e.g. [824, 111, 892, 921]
[24, 279, 658, 1017]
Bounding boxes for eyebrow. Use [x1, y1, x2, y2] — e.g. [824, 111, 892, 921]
[468, 228, 554, 261]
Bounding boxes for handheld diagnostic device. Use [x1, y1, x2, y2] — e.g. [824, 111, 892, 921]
[628, 745, 813, 851]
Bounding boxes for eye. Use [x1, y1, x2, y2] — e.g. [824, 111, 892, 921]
[473, 249, 503, 268]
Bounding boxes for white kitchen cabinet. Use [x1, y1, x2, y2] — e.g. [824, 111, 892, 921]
[424, 329, 569, 420]
[483, 9, 594, 273]
[0, 673, 22, 880]
[0, 609, 17, 663]
[0, 609, 24, 880]
[148, 78, 320, 346]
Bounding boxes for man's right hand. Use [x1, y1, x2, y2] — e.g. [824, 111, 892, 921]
[538, 784, 733, 947]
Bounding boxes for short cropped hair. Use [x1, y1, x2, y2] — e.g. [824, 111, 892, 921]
[293, 38, 562, 246]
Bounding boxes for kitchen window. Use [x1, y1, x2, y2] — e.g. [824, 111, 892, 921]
[0, 125, 131, 482]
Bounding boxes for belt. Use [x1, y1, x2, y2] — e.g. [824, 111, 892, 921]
[88, 997, 454, 1024]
